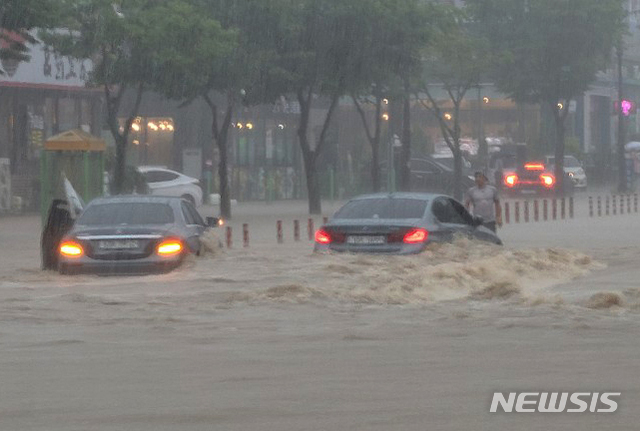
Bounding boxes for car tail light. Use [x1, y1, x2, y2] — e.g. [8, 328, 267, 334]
[157, 240, 183, 256]
[524, 162, 545, 171]
[403, 228, 428, 244]
[540, 174, 555, 188]
[60, 241, 83, 258]
[315, 229, 332, 244]
[504, 173, 518, 187]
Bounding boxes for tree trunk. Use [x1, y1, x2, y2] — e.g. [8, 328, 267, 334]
[453, 145, 463, 201]
[452, 100, 463, 201]
[296, 88, 322, 215]
[400, 87, 411, 191]
[106, 82, 143, 195]
[303, 150, 321, 214]
[113, 136, 127, 194]
[216, 106, 233, 220]
[371, 139, 380, 193]
[353, 94, 383, 192]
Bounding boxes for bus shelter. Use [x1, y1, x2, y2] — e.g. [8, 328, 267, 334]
[40, 129, 106, 224]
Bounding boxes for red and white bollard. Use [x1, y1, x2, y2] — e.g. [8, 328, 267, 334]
[307, 218, 314, 241]
[293, 220, 300, 242]
[243, 223, 249, 248]
[226, 226, 232, 249]
[277, 220, 283, 244]
[597, 196, 602, 217]
[569, 197, 574, 219]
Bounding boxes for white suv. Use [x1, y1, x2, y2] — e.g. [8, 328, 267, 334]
[544, 155, 587, 190]
[138, 166, 203, 206]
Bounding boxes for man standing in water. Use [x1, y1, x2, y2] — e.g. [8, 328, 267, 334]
[465, 171, 502, 233]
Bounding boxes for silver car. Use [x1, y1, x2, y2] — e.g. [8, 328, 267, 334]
[314, 193, 501, 254]
[56, 195, 220, 274]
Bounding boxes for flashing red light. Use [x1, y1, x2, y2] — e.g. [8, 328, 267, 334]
[540, 174, 555, 188]
[315, 229, 332, 244]
[504, 173, 518, 187]
[403, 228, 428, 244]
[524, 162, 545, 171]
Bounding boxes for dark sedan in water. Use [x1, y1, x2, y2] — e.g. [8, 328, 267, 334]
[56, 195, 220, 274]
[314, 193, 501, 254]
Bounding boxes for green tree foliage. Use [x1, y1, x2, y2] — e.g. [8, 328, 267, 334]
[43, 0, 206, 194]
[272, 0, 437, 212]
[0, 0, 60, 74]
[419, 7, 492, 200]
[351, 0, 439, 193]
[467, 0, 625, 193]
[138, 0, 237, 218]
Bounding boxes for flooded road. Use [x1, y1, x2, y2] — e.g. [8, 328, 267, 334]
[1, 200, 640, 430]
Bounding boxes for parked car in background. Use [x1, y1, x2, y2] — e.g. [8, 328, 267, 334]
[431, 153, 474, 177]
[380, 156, 475, 195]
[138, 166, 203, 206]
[314, 193, 501, 255]
[544, 155, 587, 190]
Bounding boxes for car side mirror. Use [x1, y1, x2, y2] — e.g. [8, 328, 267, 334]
[472, 215, 484, 227]
[206, 217, 223, 228]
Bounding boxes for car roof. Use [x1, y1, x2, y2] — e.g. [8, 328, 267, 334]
[349, 192, 444, 201]
[137, 165, 170, 171]
[89, 195, 182, 205]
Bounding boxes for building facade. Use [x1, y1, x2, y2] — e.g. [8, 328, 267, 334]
[0, 33, 102, 210]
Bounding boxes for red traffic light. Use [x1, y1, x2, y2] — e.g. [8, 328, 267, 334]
[614, 99, 637, 116]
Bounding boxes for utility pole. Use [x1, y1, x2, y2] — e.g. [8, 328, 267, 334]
[617, 41, 628, 192]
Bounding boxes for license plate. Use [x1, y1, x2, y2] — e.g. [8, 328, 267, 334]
[347, 235, 386, 245]
[98, 240, 139, 250]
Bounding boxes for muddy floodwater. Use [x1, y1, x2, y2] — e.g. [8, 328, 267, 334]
[1, 199, 640, 430]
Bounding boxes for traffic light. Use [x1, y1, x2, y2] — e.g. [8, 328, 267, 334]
[614, 99, 637, 116]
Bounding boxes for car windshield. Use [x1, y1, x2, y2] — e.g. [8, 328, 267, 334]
[334, 198, 428, 219]
[77, 202, 175, 225]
